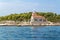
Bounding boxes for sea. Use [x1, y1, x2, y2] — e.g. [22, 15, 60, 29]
[0, 26, 60, 40]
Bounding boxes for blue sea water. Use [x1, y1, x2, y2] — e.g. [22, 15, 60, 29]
[0, 26, 60, 40]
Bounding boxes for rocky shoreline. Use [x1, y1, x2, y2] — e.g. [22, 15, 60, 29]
[0, 21, 60, 26]
[0, 23, 60, 26]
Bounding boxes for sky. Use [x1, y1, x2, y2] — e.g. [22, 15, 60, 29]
[0, 0, 60, 16]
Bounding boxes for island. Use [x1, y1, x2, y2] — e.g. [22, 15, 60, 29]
[0, 12, 60, 26]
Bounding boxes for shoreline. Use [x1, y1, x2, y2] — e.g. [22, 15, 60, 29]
[0, 24, 60, 26]
[0, 21, 60, 26]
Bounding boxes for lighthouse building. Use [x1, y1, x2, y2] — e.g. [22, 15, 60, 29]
[30, 12, 47, 25]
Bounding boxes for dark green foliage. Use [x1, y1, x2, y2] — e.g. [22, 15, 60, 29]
[0, 12, 60, 22]
[0, 12, 32, 22]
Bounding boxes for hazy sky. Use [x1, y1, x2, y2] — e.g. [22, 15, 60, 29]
[0, 0, 60, 16]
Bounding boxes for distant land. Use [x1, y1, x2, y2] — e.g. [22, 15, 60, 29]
[0, 12, 60, 23]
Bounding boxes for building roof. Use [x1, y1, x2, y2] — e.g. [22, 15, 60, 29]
[32, 12, 45, 19]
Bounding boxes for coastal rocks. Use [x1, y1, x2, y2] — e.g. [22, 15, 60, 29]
[0, 21, 16, 26]
[0, 21, 60, 26]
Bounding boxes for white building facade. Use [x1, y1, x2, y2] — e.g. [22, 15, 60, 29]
[30, 12, 47, 25]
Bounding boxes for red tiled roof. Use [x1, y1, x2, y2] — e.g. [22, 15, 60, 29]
[32, 13, 45, 19]
[33, 16, 44, 18]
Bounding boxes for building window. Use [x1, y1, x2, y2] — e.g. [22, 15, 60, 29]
[34, 19, 37, 21]
[39, 19, 42, 21]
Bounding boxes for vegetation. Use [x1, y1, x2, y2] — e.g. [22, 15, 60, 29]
[0, 12, 60, 22]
